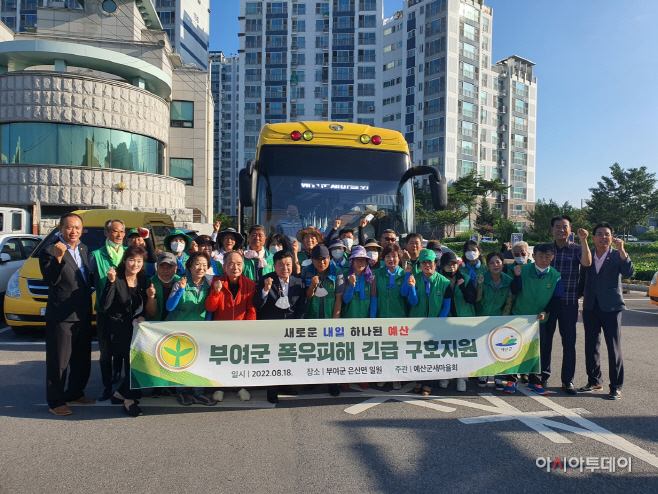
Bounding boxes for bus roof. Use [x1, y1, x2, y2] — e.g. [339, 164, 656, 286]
[257, 121, 410, 154]
[71, 209, 174, 227]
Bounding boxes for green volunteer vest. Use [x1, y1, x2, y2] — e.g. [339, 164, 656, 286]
[305, 269, 340, 320]
[475, 271, 513, 317]
[407, 258, 422, 276]
[449, 272, 476, 317]
[341, 272, 373, 319]
[242, 249, 274, 281]
[146, 273, 181, 322]
[459, 262, 487, 279]
[512, 263, 561, 317]
[375, 265, 408, 318]
[408, 271, 450, 318]
[91, 244, 127, 313]
[165, 275, 210, 322]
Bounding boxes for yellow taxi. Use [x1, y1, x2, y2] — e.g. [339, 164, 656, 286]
[650, 271, 658, 306]
[4, 209, 174, 334]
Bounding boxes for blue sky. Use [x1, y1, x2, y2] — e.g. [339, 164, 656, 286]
[210, 0, 658, 206]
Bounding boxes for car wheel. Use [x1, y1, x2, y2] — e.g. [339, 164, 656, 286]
[10, 326, 34, 336]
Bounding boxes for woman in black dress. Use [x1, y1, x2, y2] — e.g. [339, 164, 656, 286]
[100, 245, 156, 417]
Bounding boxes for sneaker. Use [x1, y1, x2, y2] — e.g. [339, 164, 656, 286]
[328, 384, 340, 397]
[177, 393, 193, 406]
[579, 383, 603, 392]
[438, 379, 449, 389]
[519, 374, 529, 384]
[212, 390, 225, 402]
[151, 388, 163, 398]
[193, 394, 217, 406]
[608, 389, 622, 400]
[505, 381, 517, 393]
[237, 388, 251, 401]
[495, 378, 504, 391]
[478, 376, 488, 388]
[376, 382, 386, 387]
[528, 384, 548, 395]
[456, 379, 466, 392]
[392, 381, 402, 390]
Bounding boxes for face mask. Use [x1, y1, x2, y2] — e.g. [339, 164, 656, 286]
[465, 251, 479, 261]
[269, 245, 282, 255]
[366, 251, 379, 261]
[108, 240, 123, 249]
[535, 265, 548, 275]
[443, 268, 457, 278]
[314, 286, 329, 298]
[301, 259, 313, 267]
[331, 249, 344, 261]
[275, 296, 290, 310]
[158, 273, 175, 284]
[171, 241, 185, 253]
[514, 256, 527, 265]
[343, 238, 354, 250]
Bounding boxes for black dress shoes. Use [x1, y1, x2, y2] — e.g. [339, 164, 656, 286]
[267, 388, 279, 404]
[562, 383, 577, 395]
[98, 387, 112, 402]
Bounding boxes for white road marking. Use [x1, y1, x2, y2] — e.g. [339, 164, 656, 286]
[626, 310, 658, 315]
[0, 327, 12, 335]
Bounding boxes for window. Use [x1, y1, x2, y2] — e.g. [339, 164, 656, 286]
[357, 101, 375, 113]
[358, 32, 376, 44]
[513, 134, 527, 149]
[513, 152, 527, 166]
[245, 2, 261, 14]
[425, 56, 445, 75]
[459, 141, 475, 156]
[513, 187, 525, 200]
[459, 101, 476, 118]
[460, 23, 478, 41]
[358, 66, 376, 79]
[514, 81, 529, 97]
[424, 117, 444, 134]
[357, 83, 375, 96]
[359, 0, 376, 10]
[292, 3, 306, 15]
[459, 61, 476, 79]
[426, 18, 444, 37]
[426, 37, 446, 56]
[358, 14, 376, 28]
[459, 120, 476, 137]
[170, 101, 194, 127]
[514, 98, 528, 114]
[459, 42, 478, 61]
[457, 159, 475, 176]
[358, 49, 376, 62]
[514, 116, 527, 131]
[425, 76, 445, 96]
[20, 237, 40, 256]
[170, 158, 193, 185]
[482, 16, 490, 33]
[331, 101, 353, 114]
[459, 81, 477, 99]
[424, 97, 445, 115]
[459, 3, 479, 22]
[244, 135, 258, 149]
[424, 138, 443, 154]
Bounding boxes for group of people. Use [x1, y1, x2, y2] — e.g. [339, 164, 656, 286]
[41, 212, 633, 418]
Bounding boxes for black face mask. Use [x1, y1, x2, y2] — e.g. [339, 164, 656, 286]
[443, 268, 458, 279]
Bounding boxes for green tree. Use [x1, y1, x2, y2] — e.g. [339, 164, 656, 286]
[475, 198, 502, 237]
[494, 217, 517, 245]
[213, 212, 236, 229]
[426, 208, 469, 238]
[586, 164, 658, 237]
[451, 171, 509, 230]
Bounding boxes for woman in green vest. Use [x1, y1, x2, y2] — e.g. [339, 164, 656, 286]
[439, 251, 477, 392]
[404, 248, 450, 396]
[474, 251, 514, 391]
[302, 244, 344, 397]
[460, 239, 487, 281]
[165, 251, 214, 407]
[341, 245, 378, 391]
[374, 242, 408, 391]
[164, 229, 194, 276]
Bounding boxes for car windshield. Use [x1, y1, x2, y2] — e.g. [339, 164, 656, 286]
[255, 145, 413, 241]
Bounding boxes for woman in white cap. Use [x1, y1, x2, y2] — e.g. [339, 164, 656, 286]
[329, 239, 349, 274]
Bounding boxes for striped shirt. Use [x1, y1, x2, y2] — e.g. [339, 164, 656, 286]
[550, 241, 582, 305]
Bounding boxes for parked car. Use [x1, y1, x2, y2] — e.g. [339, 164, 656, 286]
[1, 234, 43, 303]
[4, 209, 174, 335]
[650, 271, 658, 306]
[480, 237, 497, 243]
[622, 235, 639, 242]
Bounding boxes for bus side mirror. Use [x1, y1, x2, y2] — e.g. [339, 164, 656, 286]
[429, 173, 448, 211]
[239, 159, 257, 207]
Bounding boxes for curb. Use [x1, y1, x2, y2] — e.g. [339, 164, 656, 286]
[624, 284, 649, 293]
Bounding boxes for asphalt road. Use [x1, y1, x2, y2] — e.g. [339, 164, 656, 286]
[1, 295, 657, 493]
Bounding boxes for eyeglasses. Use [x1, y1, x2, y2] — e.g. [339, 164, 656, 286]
[381, 237, 396, 242]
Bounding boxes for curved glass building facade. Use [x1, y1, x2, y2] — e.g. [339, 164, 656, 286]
[0, 122, 164, 174]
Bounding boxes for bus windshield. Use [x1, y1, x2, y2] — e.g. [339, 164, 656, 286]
[255, 145, 414, 241]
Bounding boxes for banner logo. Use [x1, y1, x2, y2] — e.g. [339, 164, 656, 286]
[156, 332, 199, 371]
[489, 326, 523, 361]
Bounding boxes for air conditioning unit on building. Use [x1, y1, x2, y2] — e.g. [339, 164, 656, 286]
[499, 106, 506, 113]
[368, 106, 375, 112]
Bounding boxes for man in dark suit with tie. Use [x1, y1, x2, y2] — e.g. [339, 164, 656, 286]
[253, 250, 307, 403]
[39, 212, 95, 416]
[578, 222, 634, 400]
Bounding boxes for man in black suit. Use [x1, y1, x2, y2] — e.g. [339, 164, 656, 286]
[39, 213, 95, 416]
[254, 250, 306, 403]
[578, 222, 634, 400]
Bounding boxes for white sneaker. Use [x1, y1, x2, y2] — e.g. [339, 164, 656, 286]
[237, 388, 250, 401]
[495, 378, 504, 391]
[438, 379, 449, 388]
[392, 381, 402, 390]
[212, 390, 225, 402]
[456, 379, 467, 392]
[376, 382, 386, 387]
[478, 376, 488, 388]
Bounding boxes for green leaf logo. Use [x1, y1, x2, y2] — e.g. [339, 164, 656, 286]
[158, 333, 198, 370]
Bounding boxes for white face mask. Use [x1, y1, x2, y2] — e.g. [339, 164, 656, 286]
[465, 251, 479, 261]
[314, 286, 329, 298]
[514, 256, 527, 265]
[535, 265, 548, 275]
[269, 245, 282, 255]
[331, 249, 344, 261]
[343, 238, 354, 250]
[171, 241, 185, 253]
[158, 274, 175, 284]
[275, 296, 290, 309]
[301, 259, 313, 267]
[366, 251, 379, 261]
[107, 239, 123, 249]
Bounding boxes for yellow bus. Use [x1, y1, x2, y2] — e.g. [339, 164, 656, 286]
[238, 121, 446, 238]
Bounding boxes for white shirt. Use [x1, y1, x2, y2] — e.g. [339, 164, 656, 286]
[593, 248, 610, 274]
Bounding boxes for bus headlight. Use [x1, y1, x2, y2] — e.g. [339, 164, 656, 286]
[303, 130, 314, 141]
[651, 271, 658, 286]
[360, 134, 371, 144]
[6, 271, 21, 298]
